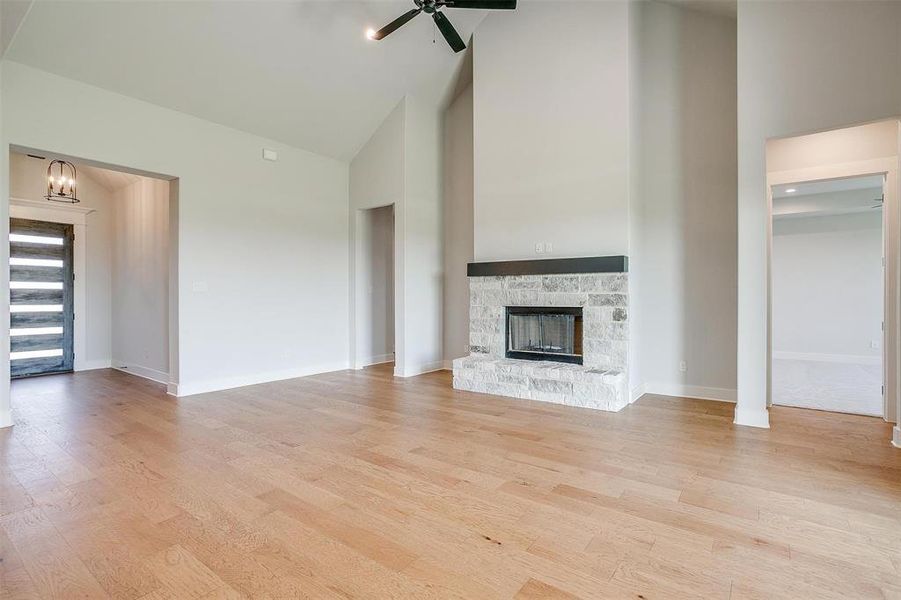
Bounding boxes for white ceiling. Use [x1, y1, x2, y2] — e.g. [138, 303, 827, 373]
[5, 1, 487, 161]
[12, 150, 143, 192]
[772, 175, 884, 199]
[0, 0, 32, 57]
[662, 0, 736, 18]
[79, 164, 142, 192]
[772, 176, 884, 219]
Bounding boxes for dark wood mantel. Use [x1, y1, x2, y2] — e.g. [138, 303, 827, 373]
[467, 256, 628, 277]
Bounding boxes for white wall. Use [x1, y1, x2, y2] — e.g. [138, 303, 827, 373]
[349, 95, 444, 376]
[0, 60, 8, 427]
[354, 204, 394, 366]
[401, 96, 444, 376]
[628, 2, 642, 396]
[472, 1, 631, 261]
[350, 100, 405, 370]
[631, 1, 738, 400]
[9, 151, 114, 370]
[737, 0, 901, 428]
[3, 61, 350, 398]
[443, 84, 473, 365]
[773, 212, 883, 360]
[349, 101, 405, 212]
[112, 176, 169, 381]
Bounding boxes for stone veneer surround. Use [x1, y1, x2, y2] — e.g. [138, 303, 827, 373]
[453, 272, 630, 411]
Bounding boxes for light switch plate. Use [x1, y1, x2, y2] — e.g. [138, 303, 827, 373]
[262, 148, 278, 161]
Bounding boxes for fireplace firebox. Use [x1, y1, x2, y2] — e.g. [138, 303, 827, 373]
[505, 306, 583, 365]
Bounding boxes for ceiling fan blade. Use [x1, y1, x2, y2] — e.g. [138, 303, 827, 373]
[371, 8, 422, 40]
[440, 0, 517, 9]
[432, 11, 466, 53]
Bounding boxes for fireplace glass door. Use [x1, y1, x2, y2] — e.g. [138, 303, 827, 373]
[506, 307, 583, 364]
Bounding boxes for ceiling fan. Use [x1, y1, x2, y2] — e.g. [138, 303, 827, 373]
[367, 0, 517, 53]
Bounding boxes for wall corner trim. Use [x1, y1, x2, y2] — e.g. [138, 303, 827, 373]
[76, 359, 112, 372]
[355, 354, 395, 370]
[395, 361, 445, 378]
[113, 364, 169, 385]
[630, 383, 647, 403]
[734, 406, 771, 429]
[174, 361, 350, 397]
[640, 383, 736, 403]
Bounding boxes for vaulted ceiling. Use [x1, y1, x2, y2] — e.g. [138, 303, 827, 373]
[4, 1, 486, 161]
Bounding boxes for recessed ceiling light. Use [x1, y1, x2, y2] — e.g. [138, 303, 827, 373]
[785, 188, 797, 193]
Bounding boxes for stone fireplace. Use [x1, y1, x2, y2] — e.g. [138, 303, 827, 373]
[453, 256, 629, 411]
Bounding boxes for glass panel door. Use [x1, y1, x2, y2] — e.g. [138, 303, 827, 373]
[9, 218, 74, 377]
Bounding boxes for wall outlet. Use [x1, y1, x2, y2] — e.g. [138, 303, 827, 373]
[545, 242, 553, 253]
[871, 340, 881, 350]
[679, 360, 687, 372]
[535, 242, 545, 254]
[192, 281, 208, 293]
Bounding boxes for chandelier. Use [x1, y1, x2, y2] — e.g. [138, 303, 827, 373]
[45, 160, 79, 203]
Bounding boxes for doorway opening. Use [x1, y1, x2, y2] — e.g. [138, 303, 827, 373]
[765, 119, 899, 427]
[8, 149, 179, 389]
[771, 175, 885, 415]
[353, 204, 395, 369]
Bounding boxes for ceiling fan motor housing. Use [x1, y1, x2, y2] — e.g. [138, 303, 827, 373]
[418, 0, 438, 14]
[373, 0, 516, 53]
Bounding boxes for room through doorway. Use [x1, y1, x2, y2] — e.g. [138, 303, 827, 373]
[8, 150, 177, 387]
[771, 175, 885, 416]
[765, 120, 900, 428]
[354, 204, 395, 369]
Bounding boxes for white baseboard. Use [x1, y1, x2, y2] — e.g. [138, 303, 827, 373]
[639, 382, 737, 403]
[113, 363, 169, 385]
[173, 361, 349, 397]
[442, 359, 454, 370]
[354, 353, 395, 369]
[394, 360, 446, 378]
[76, 359, 112, 372]
[893, 426, 901, 449]
[773, 351, 881, 366]
[630, 382, 647, 403]
[734, 406, 771, 429]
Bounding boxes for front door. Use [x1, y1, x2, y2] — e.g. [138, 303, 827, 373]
[9, 218, 75, 378]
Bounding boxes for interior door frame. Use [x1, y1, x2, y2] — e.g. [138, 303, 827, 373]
[767, 156, 899, 424]
[351, 203, 398, 370]
[10, 197, 94, 371]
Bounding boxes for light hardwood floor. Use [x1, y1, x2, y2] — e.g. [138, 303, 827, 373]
[1, 364, 900, 599]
